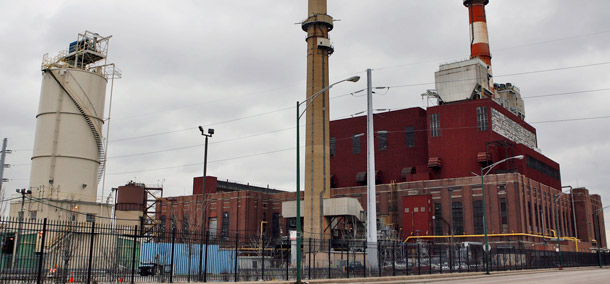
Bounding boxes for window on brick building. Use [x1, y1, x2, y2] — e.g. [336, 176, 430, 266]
[452, 201, 464, 235]
[473, 200, 484, 234]
[330, 137, 336, 157]
[221, 212, 230, 240]
[476, 106, 488, 131]
[160, 215, 166, 236]
[527, 201, 534, 232]
[378, 131, 388, 151]
[534, 204, 540, 233]
[500, 198, 508, 233]
[272, 213, 280, 239]
[352, 135, 361, 154]
[171, 215, 177, 230]
[209, 218, 217, 239]
[434, 203, 443, 236]
[430, 113, 440, 137]
[405, 126, 415, 147]
[182, 214, 189, 234]
[546, 207, 551, 233]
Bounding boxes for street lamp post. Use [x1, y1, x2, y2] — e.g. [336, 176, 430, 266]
[198, 126, 213, 281]
[480, 155, 524, 275]
[296, 75, 359, 283]
[594, 206, 609, 268]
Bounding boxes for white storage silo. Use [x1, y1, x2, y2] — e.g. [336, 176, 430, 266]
[18, 31, 116, 221]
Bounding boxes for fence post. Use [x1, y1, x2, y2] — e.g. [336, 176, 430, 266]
[417, 243, 421, 275]
[308, 238, 311, 280]
[36, 218, 47, 284]
[458, 244, 462, 272]
[392, 240, 396, 276]
[328, 238, 331, 279]
[130, 225, 138, 284]
[363, 241, 367, 278]
[204, 231, 209, 282]
[346, 240, 350, 279]
[86, 221, 96, 284]
[198, 230, 204, 281]
[428, 243, 432, 275]
[234, 233, 239, 282]
[466, 245, 470, 272]
[285, 233, 289, 281]
[378, 241, 382, 277]
[170, 227, 176, 283]
[261, 235, 265, 281]
[405, 243, 409, 276]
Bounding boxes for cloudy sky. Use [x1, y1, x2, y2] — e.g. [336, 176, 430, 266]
[1, 0, 609, 238]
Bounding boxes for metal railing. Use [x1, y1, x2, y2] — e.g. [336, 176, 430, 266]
[0, 218, 608, 283]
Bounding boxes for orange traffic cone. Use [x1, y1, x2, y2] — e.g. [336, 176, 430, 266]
[69, 272, 74, 282]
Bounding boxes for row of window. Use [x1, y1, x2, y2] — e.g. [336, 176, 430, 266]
[526, 155, 560, 180]
[429, 106, 489, 137]
[334, 106, 491, 154]
[527, 200, 573, 236]
[19, 211, 95, 222]
[432, 197, 507, 235]
[329, 127, 416, 156]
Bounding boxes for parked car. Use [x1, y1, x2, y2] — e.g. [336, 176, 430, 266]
[138, 263, 160, 276]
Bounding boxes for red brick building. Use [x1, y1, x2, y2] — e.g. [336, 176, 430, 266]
[147, 96, 606, 252]
[325, 97, 605, 251]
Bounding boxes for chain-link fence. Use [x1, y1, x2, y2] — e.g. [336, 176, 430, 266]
[0, 218, 608, 283]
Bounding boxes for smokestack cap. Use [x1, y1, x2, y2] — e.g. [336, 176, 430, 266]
[463, 0, 489, 7]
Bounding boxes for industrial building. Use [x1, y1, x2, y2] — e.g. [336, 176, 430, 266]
[150, 0, 606, 253]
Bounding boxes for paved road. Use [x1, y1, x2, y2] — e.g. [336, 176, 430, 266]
[142, 268, 610, 284]
[361, 269, 610, 284]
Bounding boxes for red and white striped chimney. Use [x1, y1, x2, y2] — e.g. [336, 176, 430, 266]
[464, 0, 494, 94]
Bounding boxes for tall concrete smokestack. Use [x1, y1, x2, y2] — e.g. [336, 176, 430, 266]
[464, 0, 494, 93]
[302, 0, 334, 242]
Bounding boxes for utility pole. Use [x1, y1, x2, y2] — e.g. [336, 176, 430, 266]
[0, 138, 11, 202]
[366, 68, 379, 269]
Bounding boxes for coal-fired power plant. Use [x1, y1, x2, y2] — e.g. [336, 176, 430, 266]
[303, 0, 334, 241]
[10, 31, 116, 222]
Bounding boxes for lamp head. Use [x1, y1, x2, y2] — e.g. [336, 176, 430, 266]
[198, 126, 204, 135]
[347, 76, 360, 83]
[208, 128, 214, 135]
[514, 155, 525, 160]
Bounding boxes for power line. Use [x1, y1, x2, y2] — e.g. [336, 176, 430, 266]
[384, 60, 610, 89]
[103, 114, 610, 176]
[108, 59, 610, 144]
[7, 85, 610, 164]
[373, 29, 610, 72]
[522, 88, 610, 99]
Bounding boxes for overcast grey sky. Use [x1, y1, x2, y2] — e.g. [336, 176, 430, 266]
[1, 0, 609, 238]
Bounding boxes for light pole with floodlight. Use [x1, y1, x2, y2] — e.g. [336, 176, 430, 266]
[480, 154, 524, 274]
[197, 126, 213, 281]
[296, 75, 359, 283]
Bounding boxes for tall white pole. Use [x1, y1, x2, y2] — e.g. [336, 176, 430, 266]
[0, 138, 7, 195]
[366, 68, 378, 268]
